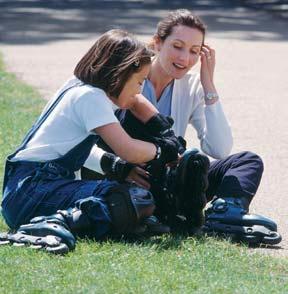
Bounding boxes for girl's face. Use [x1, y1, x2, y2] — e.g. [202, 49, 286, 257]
[112, 64, 150, 109]
[155, 25, 204, 79]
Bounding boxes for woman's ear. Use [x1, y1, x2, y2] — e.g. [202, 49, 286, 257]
[153, 35, 162, 52]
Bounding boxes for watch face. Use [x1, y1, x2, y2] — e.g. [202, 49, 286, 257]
[206, 92, 218, 100]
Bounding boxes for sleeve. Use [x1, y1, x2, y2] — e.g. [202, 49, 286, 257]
[73, 89, 119, 133]
[83, 144, 106, 174]
[189, 81, 233, 159]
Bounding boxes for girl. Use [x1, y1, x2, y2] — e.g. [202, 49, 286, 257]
[1, 29, 181, 247]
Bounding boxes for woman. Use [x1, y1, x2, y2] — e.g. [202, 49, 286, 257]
[122, 9, 261, 203]
[86, 10, 280, 244]
[128, 9, 280, 244]
[1, 29, 182, 251]
[89, 11, 260, 209]
[144, 9, 232, 159]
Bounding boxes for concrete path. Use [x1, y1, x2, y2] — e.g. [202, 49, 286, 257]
[1, 0, 288, 256]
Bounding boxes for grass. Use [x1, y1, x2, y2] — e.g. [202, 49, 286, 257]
[0, 54, 288, 293]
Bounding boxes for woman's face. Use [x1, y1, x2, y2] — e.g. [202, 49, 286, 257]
[155, 25, 204, 79]
[112, 64, 150, 109]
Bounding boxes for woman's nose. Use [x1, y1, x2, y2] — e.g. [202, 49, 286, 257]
[178, 50, 189, 65]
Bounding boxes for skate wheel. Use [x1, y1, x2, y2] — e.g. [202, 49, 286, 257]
[0, 240, 10, 245]
[240, 234, 261, 244]
[13, 242, 25, 247]
[262, 231, 282, 245]
[30, 245, 44, 250]
[46, 243, 70, 255]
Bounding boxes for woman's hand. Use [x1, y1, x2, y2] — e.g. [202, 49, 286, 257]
[200, 44, 216, 92]
[126, 166, 151, 190]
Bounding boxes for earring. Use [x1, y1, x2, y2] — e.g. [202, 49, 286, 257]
[133, 59, 140, 67]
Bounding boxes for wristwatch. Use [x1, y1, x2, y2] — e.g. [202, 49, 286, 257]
[154, 145, 162, 160]
[205, 92, 219, 101]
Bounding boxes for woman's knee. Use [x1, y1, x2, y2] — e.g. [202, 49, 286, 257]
[237, 151, 264, 174]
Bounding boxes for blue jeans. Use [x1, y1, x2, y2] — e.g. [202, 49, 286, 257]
[1, 160, 118, 237]
[1, 84, 120, 239]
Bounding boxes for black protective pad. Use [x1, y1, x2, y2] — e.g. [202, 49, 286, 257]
[106, 184, 155, 234]
[117, 111, 186, 154]
[116, 110, 159, 142]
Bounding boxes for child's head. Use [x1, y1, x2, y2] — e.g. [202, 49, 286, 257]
[74, 29, 154, 98]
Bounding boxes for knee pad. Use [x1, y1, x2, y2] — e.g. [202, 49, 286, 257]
[52, 184, 156, 238]
[0, 185, 155, 254]
[105, 184, 155, 234]
[203, 197, 282, 245]
[174, 148, 210, 228]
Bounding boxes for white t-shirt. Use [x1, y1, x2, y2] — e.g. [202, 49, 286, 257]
[13, 77, 119, 168]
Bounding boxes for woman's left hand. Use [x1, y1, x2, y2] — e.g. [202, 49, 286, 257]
[126, 166, 151, 190]
[200, 44, 216, 91]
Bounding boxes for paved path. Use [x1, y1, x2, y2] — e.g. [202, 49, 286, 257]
[1, 0, 288, 256]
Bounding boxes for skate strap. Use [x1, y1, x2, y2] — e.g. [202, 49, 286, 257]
[0, 231, 70, 254]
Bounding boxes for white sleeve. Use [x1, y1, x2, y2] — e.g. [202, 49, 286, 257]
[190, 84, 233, 159]
[73, 89, 119, 132]
[72, 89, 119, 174]
[84, 145, 106, 174]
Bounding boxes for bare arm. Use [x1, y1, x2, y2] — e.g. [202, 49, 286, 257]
[94, 122, 157, 164]
[129, 93, 159, 123]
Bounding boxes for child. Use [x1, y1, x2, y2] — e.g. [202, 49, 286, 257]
[1, 29, 182, 252]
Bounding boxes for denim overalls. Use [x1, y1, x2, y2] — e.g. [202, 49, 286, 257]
[1, 83, 117, 238]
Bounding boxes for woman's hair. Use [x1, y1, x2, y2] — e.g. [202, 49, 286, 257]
[74, 29, 154, 98]
[154, 9, 206, 44]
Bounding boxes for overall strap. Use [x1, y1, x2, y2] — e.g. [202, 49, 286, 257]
[3, 82, 83, 193]
[9, 82, 83, 158]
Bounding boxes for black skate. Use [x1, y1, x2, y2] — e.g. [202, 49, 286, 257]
[203, 197, 282, 245]
[0, 216, 76, 254]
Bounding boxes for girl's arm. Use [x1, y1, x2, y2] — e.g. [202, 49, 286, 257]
[129, 93, 159, 123]
[94, 122, 157, 164]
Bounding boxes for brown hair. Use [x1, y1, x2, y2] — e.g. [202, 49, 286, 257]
[154, 9, 206, 45]
[74, 29, 154, 98]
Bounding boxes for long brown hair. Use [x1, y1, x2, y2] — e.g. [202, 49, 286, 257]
[153, 9, 206, 45]
[74, 29, 154, 98]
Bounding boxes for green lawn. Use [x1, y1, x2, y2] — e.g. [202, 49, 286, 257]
[0, 54, 287, 293]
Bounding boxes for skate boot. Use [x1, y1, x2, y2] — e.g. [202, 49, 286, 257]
[203, 197, 282, 245]
[0, 213, 76, 254]
[174, 148, 210, 231]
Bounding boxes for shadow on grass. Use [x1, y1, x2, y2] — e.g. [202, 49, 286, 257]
[89, 232, 213, 253]
[102, 233, 247, 252]
[129, 233, 203, 251]
[103, 230, 284, 252]
[1, 0, 288, 45]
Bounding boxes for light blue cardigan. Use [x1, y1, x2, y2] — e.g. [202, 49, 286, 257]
[160, 71, 233, 159]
